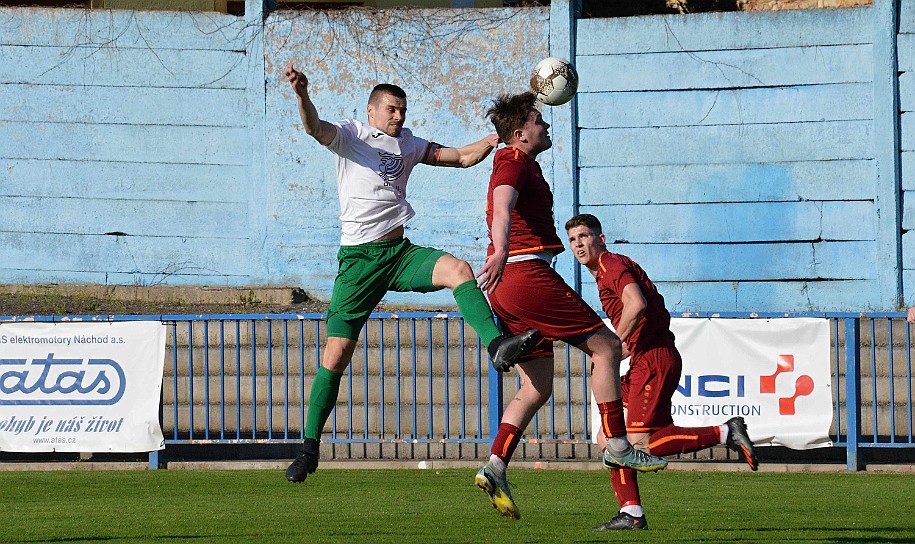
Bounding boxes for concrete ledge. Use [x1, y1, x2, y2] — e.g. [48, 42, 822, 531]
[0, 461, 149, 471]
[0, 284, 299, 306]
[5, 459, 911, 473]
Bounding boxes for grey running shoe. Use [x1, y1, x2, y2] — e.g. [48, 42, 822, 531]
[285, 437, 319, 482]
[726, 416, 759, 471]
[592, 511, 648, 531]
[602, 443, 668, 472]
[474, 464, 521, 519]
[491, 329, 542, 372]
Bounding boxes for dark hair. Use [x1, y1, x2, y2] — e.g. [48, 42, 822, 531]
[486, 92, 538, 144]
[369, 83, 407, 106]
[565, 213, 603, 235]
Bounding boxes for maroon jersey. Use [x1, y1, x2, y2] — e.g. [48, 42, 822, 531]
[596, 251, 674, 353]
[486, 147, 564, 258]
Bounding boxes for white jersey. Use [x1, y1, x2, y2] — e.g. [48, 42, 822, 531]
[326, 118, 439, 246]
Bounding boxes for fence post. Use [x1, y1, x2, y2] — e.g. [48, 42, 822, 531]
[148, 450, 160, 470]
[844, 317, 862, 471]
[487, 365, 503, 441]
[873, 0, 903, 306]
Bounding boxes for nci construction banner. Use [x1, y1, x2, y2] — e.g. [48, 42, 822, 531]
[592, 318, 832, 450]
[0, 321, 166, 452]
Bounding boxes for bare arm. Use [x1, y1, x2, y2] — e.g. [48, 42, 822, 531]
[476, 184, 517, 294]
[285, 63, 336, 146]
[614, 282, 648, 344]
[432, 134, 500, 168]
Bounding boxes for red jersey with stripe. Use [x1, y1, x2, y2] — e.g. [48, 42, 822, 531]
[486, 147, 565, 258]
[595, 251, 675, 353]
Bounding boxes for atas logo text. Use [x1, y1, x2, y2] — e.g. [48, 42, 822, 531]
[0, 354, 126, 405]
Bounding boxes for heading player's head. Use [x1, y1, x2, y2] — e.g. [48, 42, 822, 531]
[368, 84, 408, 137]
[486, 92, 551, 157]
[565, 213, 606, 268]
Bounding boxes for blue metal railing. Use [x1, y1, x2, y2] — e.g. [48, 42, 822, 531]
[3, 311, 913, 471]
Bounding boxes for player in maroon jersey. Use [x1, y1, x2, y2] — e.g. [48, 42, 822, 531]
[472, 92, 668, 522]
[565, 213, 759, 530]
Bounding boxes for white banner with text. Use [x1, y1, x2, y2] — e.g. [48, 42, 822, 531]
[0, 321, 166, 452]
[592, 318, 833, 450]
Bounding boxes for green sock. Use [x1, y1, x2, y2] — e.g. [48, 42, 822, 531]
[453, 279, 502, 347]
[304, 366, 344, 440]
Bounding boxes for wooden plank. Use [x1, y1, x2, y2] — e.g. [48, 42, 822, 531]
[579, 201, 874, 244]
[578, 83, 872, 129]
[901, 151, 915, 191]
[0, 7, 246, 50]
[0, 268, 253, 287]
[576, 7, 871, 55]
[0, 45, 246, 89]
[577, 44, 872, 93]
[579, 120, 873, 167]
[0, 122, 249, 165]
[0, 196, 248, 238]
[0, 84, 247, 127]
[579, 278, 879, 312]
[0, 159, 249, 201]
[899, 112, 915, 151]
[579, 160, 875, 204]
[898, 72, 915, 112]
[600, 240, 873, 282]
[903, 189, 915, 230]
[0, 231, 250, 277]
[902, 1, 915, 34]
[900, 230, 915, 268]
[896, 33, 915, 71]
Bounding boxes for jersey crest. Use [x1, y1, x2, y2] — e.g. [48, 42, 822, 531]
[377, 151, 406, 197]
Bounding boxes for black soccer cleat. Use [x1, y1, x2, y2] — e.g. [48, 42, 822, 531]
[725, 416, 759, 471]
[591, 512, 648, 531]
[490, 329, 542, 372]
[286, 437, 320, 482]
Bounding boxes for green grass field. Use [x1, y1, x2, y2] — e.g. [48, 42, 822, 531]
[3, 468, 914, 543]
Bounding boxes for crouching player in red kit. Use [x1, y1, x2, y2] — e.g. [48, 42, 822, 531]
[565, 213, 759, 530]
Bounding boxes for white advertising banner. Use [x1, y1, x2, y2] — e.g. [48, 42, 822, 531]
[592, 318, 833, 450]
[0, 321, 166, 452]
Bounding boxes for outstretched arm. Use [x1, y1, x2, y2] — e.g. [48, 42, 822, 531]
[431, 134, 500, 168]
[285, 63, 336, 146]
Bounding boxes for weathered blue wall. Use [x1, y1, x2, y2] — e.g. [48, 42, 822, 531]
[0, 7, 255, 286]
[0, 1, 911, 311]
[260, 7, 550, 307]
[575, 6, 894, 311]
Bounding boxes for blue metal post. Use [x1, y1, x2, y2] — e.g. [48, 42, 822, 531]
[487, 361, 503, 441]
[148, 450, 160, 470]
[844, 318, 862, 471]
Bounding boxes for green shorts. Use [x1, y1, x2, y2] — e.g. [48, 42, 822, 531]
[327, 237, 446, 339]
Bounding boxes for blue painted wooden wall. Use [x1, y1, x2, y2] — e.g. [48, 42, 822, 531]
[575, 6, 896, 311]
[0, 1, 911, 311]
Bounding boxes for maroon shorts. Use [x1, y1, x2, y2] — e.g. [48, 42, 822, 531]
[622, 343, 682, 433]
[488, 259, 605, 361]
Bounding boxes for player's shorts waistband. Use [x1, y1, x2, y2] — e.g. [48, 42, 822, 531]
[349, 236, 406, 249]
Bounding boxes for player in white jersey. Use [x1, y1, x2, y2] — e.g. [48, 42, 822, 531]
[283, 64, 541, 483]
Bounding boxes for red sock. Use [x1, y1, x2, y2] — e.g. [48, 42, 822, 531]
[648, 424, 721, 456]
[598, 400, 626, 438]
[610, 468, 641, 509]
[491, 422, 522, 464]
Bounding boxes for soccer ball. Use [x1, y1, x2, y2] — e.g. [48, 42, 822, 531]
[530, 57, 579, 106]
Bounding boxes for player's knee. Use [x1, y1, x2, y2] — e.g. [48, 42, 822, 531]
[595, 328, 622, 359]
[451, 258, 474, 282]
[519, 382, 553, 407]
[439, 256, 474, 287]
